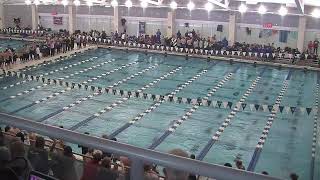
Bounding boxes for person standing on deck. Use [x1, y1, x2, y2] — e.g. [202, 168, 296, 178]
[314, 39, 319, 55]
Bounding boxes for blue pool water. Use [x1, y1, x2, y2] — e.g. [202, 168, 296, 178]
[0, 47, 319, 180]
[0, 39, 29, 51]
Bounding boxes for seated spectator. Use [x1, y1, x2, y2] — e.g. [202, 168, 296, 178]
[188, 154, 197, 180]
[235, 160, 245, 170]
[50, 143, 77, 180]
[6, 141, 32, 180]
[83, 148, 94, 163]
[81, 150, 102, 180]
[144, 164, 159, 180]
[96, 157, 118, 180]
[290, 173, 299, 180]
[27, 136, 49, 174]
[164, 149, 189, 180]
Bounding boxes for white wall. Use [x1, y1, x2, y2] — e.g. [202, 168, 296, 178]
[75, 15, 113, 32]
[39, 13, 69, 31]
[122, 17, 167, 36]
[236, 25, 298, 49]
[176, 20, 229, 41]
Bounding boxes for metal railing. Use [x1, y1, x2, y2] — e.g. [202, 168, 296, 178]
[0, 112, 282, 180]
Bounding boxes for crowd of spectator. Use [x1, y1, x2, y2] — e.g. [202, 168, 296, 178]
[0, 31, 90, 69]
[85, 29, 319, 62]
[0, 125, 301, 180]
[1, 27, 320, 66]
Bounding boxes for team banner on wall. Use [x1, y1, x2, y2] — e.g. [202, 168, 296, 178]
[4, 70, 317, 116]
[53, 17, 63, 25]
[139, 22, 146, 34]
[262, 23, 273, 29]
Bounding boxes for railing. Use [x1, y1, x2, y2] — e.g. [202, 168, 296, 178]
[0, 112, 282, 180]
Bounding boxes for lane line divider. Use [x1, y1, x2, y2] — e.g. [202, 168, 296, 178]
[68, 65, 180, 131]
[6, 67, 314, 115]
[81, 61, 138, 84]
[9, 86, 73, 114]
[196, 67, 268, 161]
[310, 82, 319, 180]
[246, 70, 293, 171]
[148, 66, 240, 149]
[108, 63, 222, 139]
[0, 83, 49, 103]
[1, 57, 97, 90]
[57, 58, 116, 80]
[38, 64, 164, 123]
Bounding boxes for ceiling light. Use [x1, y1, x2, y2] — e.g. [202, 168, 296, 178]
[25, 0, 32, 5]
[205, 2, 213, 12]
[74, 0, 80, 6]
[61, 0, 68, 6]
[125, 0, 133, 8]
[170, 1, 177, 10]
[238, 4, 247, 13]
[311, 9, 320, 18]
[86, 0, 93, 7]
[278, 6, 288, 16]
[141, 0, 148, 8]
[187, 1, 195, 11]
[34, 0, 40, 5]
[111, 0, 118, 7]
[258, 5, 267, 14]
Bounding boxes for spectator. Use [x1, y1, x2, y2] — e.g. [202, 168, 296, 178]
[314, 39, 319, 55]
[235, 160, 245, 170]
[7, 141, 32, 180]
[164, 149, 189, 180]
[290, 173, 299, 180]
[96, 157, 118, 180]
[50, 143, 77, 180]
[308, 41, 314, 54]
[144, 164, 159, 180]
[27, 136, 49, 174]
[188, 154, 197, 180]
[156, 29, 161, 43]
[81, 150, 102, 180]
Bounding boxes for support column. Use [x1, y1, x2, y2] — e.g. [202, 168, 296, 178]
[167, 10, 176, 37]
[113, 6, 121, 33]
[68, 4, 76, 34]
[0, 2, 4, 29]
[31, 4, 38, 30]
[228, 13, 236, 46]
[297, 16, 306, 52]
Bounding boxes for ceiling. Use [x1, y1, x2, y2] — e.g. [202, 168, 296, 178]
[1, 0, 320, 14]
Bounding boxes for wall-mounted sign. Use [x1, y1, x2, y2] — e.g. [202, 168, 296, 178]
[53, 17, 63, 25]
[263, 23, 273, 29]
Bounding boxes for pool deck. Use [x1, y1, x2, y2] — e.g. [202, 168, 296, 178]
[0, 43, 97, 75]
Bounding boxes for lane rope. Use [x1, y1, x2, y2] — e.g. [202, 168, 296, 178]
[196, 67, 268, 161]
[108, 63, 222, 139]
[148, 66, 239, 149]
[246, 70, 293, 171]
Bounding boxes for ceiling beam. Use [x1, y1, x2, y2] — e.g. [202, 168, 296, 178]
[208, 0, 229, 9]
[295, 0, 304, 14]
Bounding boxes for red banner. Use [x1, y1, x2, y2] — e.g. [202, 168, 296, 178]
[263, 23, 273, 29]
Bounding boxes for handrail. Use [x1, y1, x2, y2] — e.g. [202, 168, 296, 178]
[0, 112, 282, 180]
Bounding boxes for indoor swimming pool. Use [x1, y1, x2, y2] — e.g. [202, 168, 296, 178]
[0, 39, 29, 51]
[0, 47, 319, 180]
